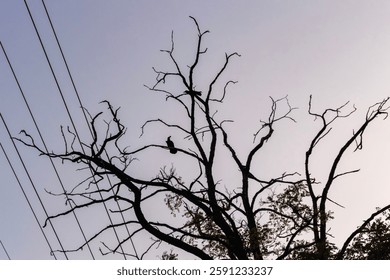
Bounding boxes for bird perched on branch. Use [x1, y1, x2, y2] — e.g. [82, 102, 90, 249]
[166, 136, 177, 154]
[184, 89, 202, 96]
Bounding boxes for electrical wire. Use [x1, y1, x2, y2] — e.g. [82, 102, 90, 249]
[0, 138, 56, 260]
[41, 0, 139, 259]
[0, 41, 95, 259]
[23, 0, 126, 259]
[0, 240, 11, 260]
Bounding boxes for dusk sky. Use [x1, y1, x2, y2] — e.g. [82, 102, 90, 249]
[1, 0, 390, 259]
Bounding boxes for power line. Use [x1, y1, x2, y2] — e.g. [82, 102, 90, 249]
[41, 0, 93, 137]
[23, 0, 127, 259]
[0, 41, 94, 259]
[0, 141, 56, 260]
[0, 114, 68, 259]
[0, 114, 66, 259]
[0, 240, 11, 260]
[41, 0, 139, 259]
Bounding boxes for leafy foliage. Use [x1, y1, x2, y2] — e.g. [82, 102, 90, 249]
[345, 210, 390, 259]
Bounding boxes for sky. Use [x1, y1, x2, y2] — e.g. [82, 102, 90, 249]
[1, 0, 390, 259]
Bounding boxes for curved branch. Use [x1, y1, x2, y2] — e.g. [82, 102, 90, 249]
[336, 204, 390, 259]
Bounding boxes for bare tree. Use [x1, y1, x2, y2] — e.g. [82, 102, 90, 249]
[17, 17, 390, 259]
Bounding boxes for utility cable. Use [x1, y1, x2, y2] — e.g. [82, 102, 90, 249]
[42, 0, 139, 259]
[0, 135, 57, 259]
[0, 41, 94, 259]
[24, 0, 126, 259]
[0, 240, 11, 260]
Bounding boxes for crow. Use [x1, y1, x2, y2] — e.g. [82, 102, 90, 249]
[166, 136, 178, 154]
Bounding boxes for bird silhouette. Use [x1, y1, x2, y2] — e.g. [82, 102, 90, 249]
[184, 90, 202, 96]
[166, 136, 178, 154]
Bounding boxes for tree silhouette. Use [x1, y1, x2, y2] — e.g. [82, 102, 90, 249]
[17, 17, 390, 259]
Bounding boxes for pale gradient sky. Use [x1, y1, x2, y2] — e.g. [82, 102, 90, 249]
[1, 0, 390, 259]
